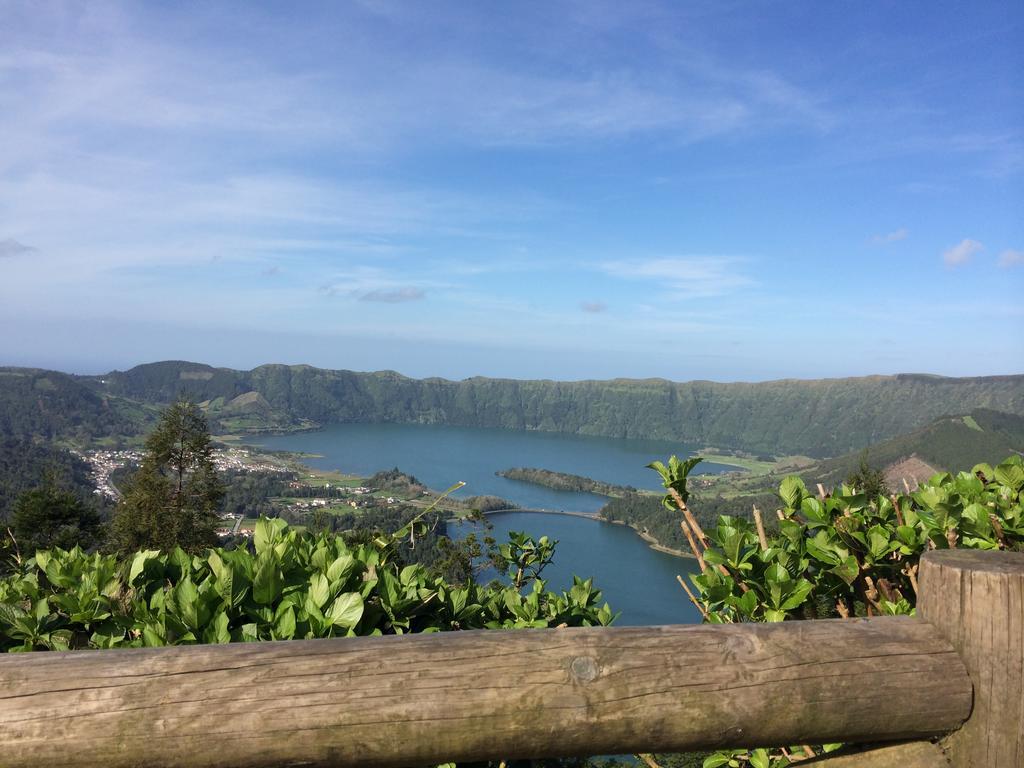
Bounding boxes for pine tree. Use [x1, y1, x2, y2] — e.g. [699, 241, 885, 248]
[845, 450, 889, 498]
[9, 477, 102, 554]
[109, 399, 224, 553]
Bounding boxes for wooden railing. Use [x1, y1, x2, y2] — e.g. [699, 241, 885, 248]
[0, 550, 1021, 767]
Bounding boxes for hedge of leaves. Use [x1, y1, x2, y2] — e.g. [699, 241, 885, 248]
[687, 456, 1024, 625]
[0, 516, 614, 652]
[650, 455, 1024, 768]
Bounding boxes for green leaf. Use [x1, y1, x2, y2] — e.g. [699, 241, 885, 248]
[128, 550, 161, 585]
[994, 457, 1024, 491]
[213, 611, 230, 644]
[779, 579, 814, 611]
[309, 572, 331, 609]
[328, 592, 364, 629]
[830, 555, 860, 586]
[174, 577, 199, 630]
[702, 753, 734, 768]
[779, 476, 807, 509]
[253, 555, 282, 605]
[327, 554, 356, 586]
[275, 605, 296, 640]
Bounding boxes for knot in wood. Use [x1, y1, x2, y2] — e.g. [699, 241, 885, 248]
[570, 655, 599, 684]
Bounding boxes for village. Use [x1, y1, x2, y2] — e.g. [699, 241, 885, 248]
[76, 446, 423, 541]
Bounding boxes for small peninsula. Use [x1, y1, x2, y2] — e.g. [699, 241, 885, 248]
[496, 467, 637, 498]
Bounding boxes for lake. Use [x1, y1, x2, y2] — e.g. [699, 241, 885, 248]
[249, 422, 721, 625]
[455, 511, 703, 626]
[249, 421, 737, 512]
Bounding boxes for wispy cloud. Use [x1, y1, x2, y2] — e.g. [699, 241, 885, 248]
[999, 249, 1024, 268]
[871, 228, 908, 244]
[360, 287, 425, 303]
[580, 301, 607, 313]
[320, 265, 438, 304]
[599, 256, 750, 299]
[0, 239, 36, 258]
[943, 239, 983, 267]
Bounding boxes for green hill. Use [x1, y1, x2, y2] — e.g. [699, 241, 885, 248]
[0, 437, 103, 519]
[598, 408, 1024, 555]
[808, 407, 1024, 487]
[84, 361, 1024, 458]
[1, 361, 1021, 458]
[0, 368, 151, 442]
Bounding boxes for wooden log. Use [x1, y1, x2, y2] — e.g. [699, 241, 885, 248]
[0, 618, 969, 768]
[801, 740, 949, 767]
[918, 549, 1024, 767]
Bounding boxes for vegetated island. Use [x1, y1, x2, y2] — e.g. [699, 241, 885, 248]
[496, 467, 637, 498]
[495, 466, 696, 559]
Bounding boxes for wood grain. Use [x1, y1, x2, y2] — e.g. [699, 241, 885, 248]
[0, 618, 969, 767]
[918, 549, 1024, 768]
[802, 740, 949, 767]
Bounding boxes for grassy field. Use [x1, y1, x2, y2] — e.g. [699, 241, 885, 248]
[696, 452, 814, 475]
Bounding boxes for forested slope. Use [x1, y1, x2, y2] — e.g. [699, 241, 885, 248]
[0, 368, 148, 441]
[83, 361, 1024, 458]
[808, 407, 1024, 485]
[0, 438, 100, 519]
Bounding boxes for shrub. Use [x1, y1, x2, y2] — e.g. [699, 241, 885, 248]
[0, 515, 614, 652]
[650, 454, 1024, 767]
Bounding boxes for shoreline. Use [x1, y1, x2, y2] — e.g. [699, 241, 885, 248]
[477, 508, 695, 561]
[481, 508, 601, 521]
[605, 518, 694, 559]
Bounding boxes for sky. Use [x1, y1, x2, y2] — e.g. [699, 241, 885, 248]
[0, 1, 1022, 382]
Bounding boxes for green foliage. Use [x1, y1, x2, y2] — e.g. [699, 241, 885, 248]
[687, 455, 1024, 625]
[108, 399, 225, 554]
[497, 467, 634, 497]
[844, 451, 889, 498]
[664, 455, 1024, 767]
[0, 517, 614, 652]
[0, 368, 147, 442]
[648, 455, 703, 506]
[368, 467, 428, 495]
[10, 480, 103, 554]
[500, 530, 556, 590]
[809, 408, 1024, 486]
[0, 437, 101, 520]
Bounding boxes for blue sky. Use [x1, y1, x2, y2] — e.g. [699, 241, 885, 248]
[0, 1, 1021, 381]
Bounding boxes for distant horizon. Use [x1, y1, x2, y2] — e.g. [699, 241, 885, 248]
[5, 356, 1022, 387]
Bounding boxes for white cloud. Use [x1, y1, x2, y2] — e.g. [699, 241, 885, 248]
[359, 287, 425, 303]
[319, 265, 441, 304]
[999, 249, 1024, 268]
[599, 256, 750, 299]
[0, 238, 36, 258]
[943, 239, 983, 267]
[871, 228, 908, 244]
[580, 301, 607, 313]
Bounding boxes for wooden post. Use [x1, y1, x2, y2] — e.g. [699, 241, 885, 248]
[918, 549, 1024, 767]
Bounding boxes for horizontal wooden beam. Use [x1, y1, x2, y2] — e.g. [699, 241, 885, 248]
[0, 617, 969, 767]
[802, 740, 949, 767]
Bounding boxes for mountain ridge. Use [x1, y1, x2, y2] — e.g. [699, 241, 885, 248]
[51, 361, 1024, 456]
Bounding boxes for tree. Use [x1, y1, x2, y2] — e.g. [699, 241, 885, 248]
[845, 450, 889, 498]
[9, 478, 102, 554]
[109, 399, 224, 554]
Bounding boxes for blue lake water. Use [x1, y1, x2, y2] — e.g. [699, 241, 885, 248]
[249, 422, 719, 625]
[249, 421, 736, 512]
[454, 511, 703, 626]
